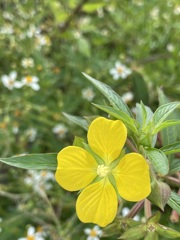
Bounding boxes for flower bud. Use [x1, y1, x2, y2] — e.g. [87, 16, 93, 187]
[148, 181, 171, 210]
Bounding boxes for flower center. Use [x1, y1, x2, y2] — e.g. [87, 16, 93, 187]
[26, 76, 33, 83]
[117, 67, 124, 73]
[27, 236, 35, 240]
[41, 171, 47, 177]
[9, 79, 15, 85]
[97, 165, 110, 177]
[90, 229, 97, 236]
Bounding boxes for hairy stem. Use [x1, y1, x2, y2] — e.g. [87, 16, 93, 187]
[126, 200, 144, 218]
[144, 199, 152, 220]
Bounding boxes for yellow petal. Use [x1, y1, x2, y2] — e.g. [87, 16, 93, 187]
[76, 178, 118, 227]
[113, 153, 151, 201]
[88, 117, 127, 165]
[55, 146, 98, 191]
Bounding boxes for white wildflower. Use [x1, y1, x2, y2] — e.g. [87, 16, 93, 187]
[18, 226, 46, 240]
[21, 58, 34, 68]
[74, 31, 82, 39]
[1, 71, 23, 90]
[36, 35, 51, 48]
[2, 12, 14, 20]
[150, 7, 159, 19]
[22, 75, 40, 91]
[24, 170, 54, 191]
[122, 92, 134, 103]
[26, 25, 40, 38]
[84, 225, 102, 240]
[52, 124, 68, 139]
[167, 43, 175, 52]
[0, 24, 14, 34]
[82, 87, 95, 101]
[25, 128, 37, 142]
[110, 61, 132, 80]
[174, 6, 180, 15]
[12, 126, 19, 134]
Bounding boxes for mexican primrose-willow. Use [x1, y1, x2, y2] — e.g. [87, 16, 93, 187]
[55, 117, 151, 227]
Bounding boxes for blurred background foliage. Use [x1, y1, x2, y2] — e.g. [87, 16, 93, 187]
[0, 0, 179, 239]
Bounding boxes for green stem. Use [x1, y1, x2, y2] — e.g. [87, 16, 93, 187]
[164, 176, 180, 187]
[41, 190, 65, 239]
[126, 138, 138, 153]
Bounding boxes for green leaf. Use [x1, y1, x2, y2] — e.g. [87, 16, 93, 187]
[147, 211, 161, 223]
[77, 37, 91, 57]
[118, 224, 146, 239]
[169, 158, 180, 174]
[93, 103, 138, 134]
[63, 112, 88, 130]
[160, 141, 180, 155]
[152, 102, 180, 127]
[0, 153, 57, 170]
[136, 102, 153, 129]
[73, 136, 86, 148]
[152, 120, 180, 134]
[131, 72, 149, 105]
[156, 224, 180, 238]
[158, 89, 180, 147]
[144, 148, 169, 175]
[144, 231, 159, 240]
[82, 2, 106, 12]
[82, 73, 133, 117]
[167, 191, 180, 214]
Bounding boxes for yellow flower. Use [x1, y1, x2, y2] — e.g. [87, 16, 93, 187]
[55, 117, 151, 227]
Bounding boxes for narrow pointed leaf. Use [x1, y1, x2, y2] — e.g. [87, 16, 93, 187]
[136, 102, 153, 129]
[156, 224, 180, 238]
[82, 72, 132, 117]
[0, 153, 57, 170]
[144, 231, 159, 240]
[63, 112, 88, 130]
[158, 88, 180, 146]
[167, 191, 180, 214]
[118, 224, 146, 239]
[152, 102, 180, 127]
[160, 141, 180, 155]
[152, 120, 180, 134]
[147, 212, 161, 223]
[132, 72, 149, 104]
[169, 159, 180, 174]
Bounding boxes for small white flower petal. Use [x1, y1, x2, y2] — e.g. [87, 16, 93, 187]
[14, 81, 24, 88]
[32, 76, 39, 82]
[115, 61, 122, 68]
[1, 75, 8, 83]
[122, 207, 130, 216]
[84, 228, 91, 235]
[27, 226, 35, 236]
[30, 82, 40, 91]
[9, 71, 17, 80]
